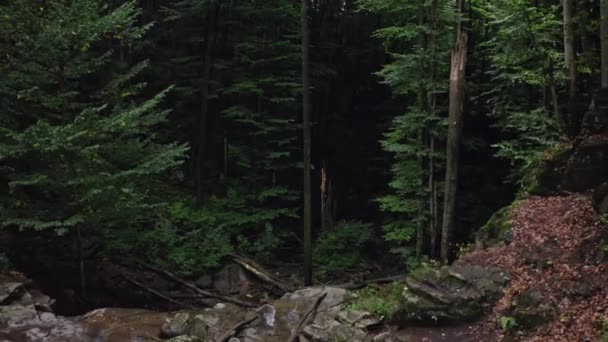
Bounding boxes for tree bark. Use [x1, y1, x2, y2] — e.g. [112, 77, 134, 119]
[563, 0, 578, 134]
[428, 0, 439, 259]
[441, 1, 468, 264]
[301, 0, 313, 286]
[602, 0, 608, 88]
[195, 5, 217, 206]
[416, 3, 426, 259]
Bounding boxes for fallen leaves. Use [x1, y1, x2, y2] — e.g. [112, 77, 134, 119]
[460, 194, 608, 341]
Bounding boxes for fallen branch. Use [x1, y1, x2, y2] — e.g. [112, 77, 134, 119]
[121, 275, 194, 309]
[216, 315, 257, 342]
[289, 292, 327, 342]
[141, 263, 258, 308]
[231, 255, 293, 293]
[337, 275, 407, 290]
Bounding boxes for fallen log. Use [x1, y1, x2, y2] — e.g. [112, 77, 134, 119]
[141, 263, 258, 308]
[216, 314, 257, 342]
[231, 254, 293, 293]
[289, 292, 327, 342]
[121, 275, 194, 309]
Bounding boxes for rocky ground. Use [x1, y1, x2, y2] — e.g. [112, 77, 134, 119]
[0, 194, 606, 341]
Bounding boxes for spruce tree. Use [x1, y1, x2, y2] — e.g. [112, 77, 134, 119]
[0, 1, 186, 245]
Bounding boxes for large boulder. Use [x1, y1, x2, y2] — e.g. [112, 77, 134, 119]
[0, 279, 88, 341]
[475, 206, 513, 250]
[562, 136, 608, 192]
[508, 288, 555, 330]
[392, 265, 509, 324]
[530, 147, 572, 195]
[162, 287, 383, 342]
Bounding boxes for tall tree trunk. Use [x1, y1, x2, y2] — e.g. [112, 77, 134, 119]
[602, 0, 608, 88]
[302, 0, 313, 286]
[562, 0, 577, 133]
[428, 0, 439, 259]
[415, 3, 426, 259]
[441, 0, 468, 265]
[195, 5, 217, 206]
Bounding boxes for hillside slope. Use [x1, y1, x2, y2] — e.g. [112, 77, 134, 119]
[462, 194, 608, 341]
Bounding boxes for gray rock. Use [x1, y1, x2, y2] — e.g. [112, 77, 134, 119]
[166, 336, 204, 342]
[162, 312, 192, 338]
[393, 265, 509, 324]
[213, 263, 248, 295]
[510, 288, 555, 330]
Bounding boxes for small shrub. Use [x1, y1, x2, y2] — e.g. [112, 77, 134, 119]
[456, 242, 474, 258]
[314, 220, 373, 278]
[498, 315, 517, 332]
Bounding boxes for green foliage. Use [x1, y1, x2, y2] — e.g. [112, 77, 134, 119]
[0, 1, 186, 239]
[359, 0, 456, 262]
[476, 0, 562, 188]
[314, 221, 373, 277]
[349, 283, 403, 319]
[491, 109, 561, 189]
[497, 315, 518, 332]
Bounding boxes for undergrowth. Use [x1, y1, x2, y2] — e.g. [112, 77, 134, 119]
[349, 282, 403, 319]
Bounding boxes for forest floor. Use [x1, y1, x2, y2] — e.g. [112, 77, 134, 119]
[453, 194, 608, 341]
[393, 194, 608, 341]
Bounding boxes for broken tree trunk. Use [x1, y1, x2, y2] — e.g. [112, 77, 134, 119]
[441, 16, 468, 265]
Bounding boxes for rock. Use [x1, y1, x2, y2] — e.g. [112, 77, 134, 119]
[166, 335, 205, 342]
[162, 312, 192, 338]
[164, 287, 380, 342]
[510, 289, 555, 330]
[475, 206, 513, 250]
[562, 136, 608, 192]
[593, 182, 608, 215]
[393, 265, 509, 324]
[529, 146, 572, 195]
[213, 263, 249, 295]
[336, 309, 382, 329]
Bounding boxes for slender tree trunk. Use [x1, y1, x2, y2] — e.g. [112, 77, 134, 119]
[441, 0, 468, 264]
[302, 0, 313, 286]
[428, 0, 438, 259]
[602, 0, 608, 88]
[415, 4, 426, 259]
[562, 0, 577, 133]
[195, 6, 217, 206]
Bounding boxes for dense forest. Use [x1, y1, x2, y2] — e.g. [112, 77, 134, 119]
[1, 0, 608, 341]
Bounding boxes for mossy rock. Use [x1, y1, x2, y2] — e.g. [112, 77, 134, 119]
[509, 289, 555, 331]
[528, 146, 572, 196]
[475, 206, 513, 250]
[392, 265, 509, 325]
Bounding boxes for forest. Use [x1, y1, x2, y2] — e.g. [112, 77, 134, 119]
[0, 0, 607, 341]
